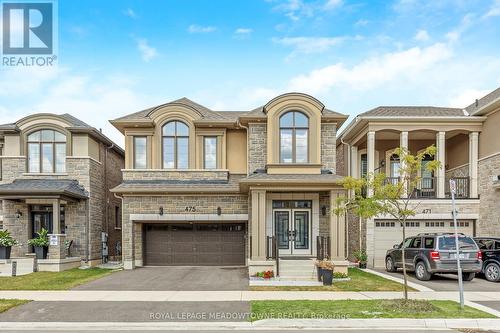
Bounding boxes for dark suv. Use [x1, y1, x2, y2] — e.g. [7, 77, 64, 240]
[385, 233, 482, 281]
[475, 237, 500, 282]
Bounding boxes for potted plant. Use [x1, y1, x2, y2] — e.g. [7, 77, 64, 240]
[319, 260, 335, 286]
[353, 250, 368, 269]
[28, 228, 49, 259]
[0, 230, 18, 259]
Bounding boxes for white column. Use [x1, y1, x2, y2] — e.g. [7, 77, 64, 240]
[436, 132, 446, 198]
[351, 146, 358, 178]
[251, 190, 267, 260]
[469, 132, 479, 198]
[330, 190, 346, 260]
[367, 131, 375, 197]
[400, 131, 409, 197]
[52, 199, 60, 234]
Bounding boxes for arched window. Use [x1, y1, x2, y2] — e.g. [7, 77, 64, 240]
[279, 111, 308, 163]
[27, 129, 66, 173]
[162, 121, 189, 169]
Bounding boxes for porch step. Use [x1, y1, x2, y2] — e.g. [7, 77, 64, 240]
[277, 258, 317, 280]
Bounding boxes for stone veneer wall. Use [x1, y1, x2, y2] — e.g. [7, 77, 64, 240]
[335, 142, 347, 177]
[123, 170, 228, 181]
[478, 153, 500, 236]
[321, 123, 337, 173]
[122, 194, 249, 266]
[319, 192, 330, 237]
[248, 123, 267, 173]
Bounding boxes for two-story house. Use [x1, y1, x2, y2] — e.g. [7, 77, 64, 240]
[0, 113, 124, 273]
[337, 87, 500, 268]
[110, 93, 348, 277]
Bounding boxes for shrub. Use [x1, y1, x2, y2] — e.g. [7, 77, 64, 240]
[0, 230, 18, 247]
[353, 250, 368, 263]
[27, 228, 49, 247]
[333, 272, 349, 279]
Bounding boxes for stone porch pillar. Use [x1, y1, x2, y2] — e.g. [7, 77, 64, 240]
[52, 199, 60, 234]
[251, 189, 267, 260]
[436, 131, 446, 198]
[400, 131, 409, 197]
[351, 145, 358, 178]
[48, 234, 66, 259]
[367, 131, 376, 197]
[330, 190, 346, 260]
[469, 132, 479, 198]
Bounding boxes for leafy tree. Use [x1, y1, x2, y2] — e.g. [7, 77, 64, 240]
[334, 145, 440, 300]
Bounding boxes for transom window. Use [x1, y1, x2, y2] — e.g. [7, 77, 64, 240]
[279, 111, 308, 163]
[27, 130, 66, 173]
[162, 121, 189, 169]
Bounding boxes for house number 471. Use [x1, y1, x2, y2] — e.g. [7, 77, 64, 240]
[185, 206, 196, 212]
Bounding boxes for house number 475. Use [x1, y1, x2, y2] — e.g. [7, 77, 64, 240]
[185, 206, 196, 212]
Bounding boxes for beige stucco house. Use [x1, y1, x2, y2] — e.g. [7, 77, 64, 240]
[110, 93, 349, 277]
[337, 87, 500, 268]
[0, 113, 124, 274]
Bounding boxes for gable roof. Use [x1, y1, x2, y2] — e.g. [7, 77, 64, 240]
[465, 87, 500, 115]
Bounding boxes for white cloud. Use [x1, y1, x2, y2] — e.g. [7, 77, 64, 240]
[324, 0, 343, 10]
[354, 19, 369, 27]
[448, 89, 491, 108]
[135, 38, 158, 62]
[288, 42, 453, 94]
[445, 13, 475, 43]
[123, 8, 137, 19]
[187, 24, 217, 34]
[235, 28, 253, 35]
[484, 0, 500, 18]
[414, 29, 430, 41]
[273, 36, 346, 56]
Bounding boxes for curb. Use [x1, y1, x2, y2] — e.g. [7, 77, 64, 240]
[363, 268, 434, 292]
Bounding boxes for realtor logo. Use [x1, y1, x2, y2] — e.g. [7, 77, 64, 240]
[1, 1, 57, 66]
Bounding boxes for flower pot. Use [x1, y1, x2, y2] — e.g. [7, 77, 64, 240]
[358, 262, 367, 269]
[34, 246, 48, 259]
[321, 269, 333, 286]
[317, 267, 323, 281]
[0, 246, 11, 259]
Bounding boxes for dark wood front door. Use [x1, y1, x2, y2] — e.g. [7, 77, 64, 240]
[144, 223, 246, 266]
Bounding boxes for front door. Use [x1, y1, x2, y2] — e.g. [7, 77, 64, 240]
[274, 209, 311, 256]
[31, 211, 53, 238]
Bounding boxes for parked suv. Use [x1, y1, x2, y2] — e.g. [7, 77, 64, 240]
[385, 233, 482, 281]
[475, 237, 500, 282]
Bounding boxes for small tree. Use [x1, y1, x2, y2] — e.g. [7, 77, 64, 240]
[334, 145, 440, 300]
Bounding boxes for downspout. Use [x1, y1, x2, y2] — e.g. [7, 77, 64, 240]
[114, 192, 124, 263]
[340, 136, 351, 259]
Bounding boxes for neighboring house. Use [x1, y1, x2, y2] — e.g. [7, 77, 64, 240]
[0, 113, 124, 272]
[110, 93, 348, 276]
[337, 87, 500, 268]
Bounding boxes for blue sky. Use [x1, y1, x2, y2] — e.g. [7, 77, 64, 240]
[1, 0, 500, 146]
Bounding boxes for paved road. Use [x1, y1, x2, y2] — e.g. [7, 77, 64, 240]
[375, 268, 500, 291]
[0, 301, 251, 322]
[75, 266, 249, 291]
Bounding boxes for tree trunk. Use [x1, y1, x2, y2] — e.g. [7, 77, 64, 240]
[401, 222, 408, 300]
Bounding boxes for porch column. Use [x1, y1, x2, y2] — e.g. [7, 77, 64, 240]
[367, 131, 375, 197]
[48, 199, 66, 259]
[52, 199, 60, 234]
[469, 132, 479, 198]
[251, 189, 267, 260]
[330, 190, 346, 260]
[351, 145, 358, 178]
[400, 131, 409, 197]
[436, 131, 446, 198]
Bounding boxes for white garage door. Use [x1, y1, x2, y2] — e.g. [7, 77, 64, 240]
[373, 220, 474, 268]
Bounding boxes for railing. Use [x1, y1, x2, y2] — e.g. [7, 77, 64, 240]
[412, 177, 436, 199]
[266, 236, 279, 277]
[316, 236, 331, 260]
[445, 177, 470, 198]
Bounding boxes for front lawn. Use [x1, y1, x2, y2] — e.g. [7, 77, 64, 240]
[0, 299, 30, 313]
[0, 268, 115, 290]
[251, 299, 495, 321]
[250, 268, 414, 292]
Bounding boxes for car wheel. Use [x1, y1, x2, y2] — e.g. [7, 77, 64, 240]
[385, 256, 397, 272]
[415, 261, 432, 281]
[485, 263, 500, 282]
[462, 272, 475, 281]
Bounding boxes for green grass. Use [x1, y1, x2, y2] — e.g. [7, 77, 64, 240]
[250, 268, 415, 292]
[251, 299, 495, 321]
[0, 268, 115, 290]
[0, 299, 30, 313]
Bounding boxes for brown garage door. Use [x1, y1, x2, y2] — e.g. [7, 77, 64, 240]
[144, 223, 246, 266]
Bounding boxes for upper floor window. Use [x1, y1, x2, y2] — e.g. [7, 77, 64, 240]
[27, 130, 66, 173]
[389, 154, 400, 178]
[279, 111, 308, 163]
[204, 136, 217, 169]
[133, 136, 147, 169]
[162, 121, 189, 169]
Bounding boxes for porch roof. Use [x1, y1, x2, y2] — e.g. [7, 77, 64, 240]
[239, 171, 343, 190]
[0, 179, 88, 200]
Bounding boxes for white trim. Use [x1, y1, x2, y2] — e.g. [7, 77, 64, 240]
[130, 213, 248, 221]
[66, 156, 102, 165]
[0, 156, 25, 159]
[479, 151, 500, 162]
[22, 173, 69, 176]
[375, 213, 479, 220]
[122, 168, 229, 172]
[446, 163, 470, 173]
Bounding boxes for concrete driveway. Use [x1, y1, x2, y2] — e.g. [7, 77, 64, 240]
[376, 268, 500, 291]
[75, 266, 249, 291]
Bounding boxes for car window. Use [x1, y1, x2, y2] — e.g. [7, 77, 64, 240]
[495, 241, 500, 250]
[403, 238, 413, 248]
[477, 239, 493, 250]
[424, 237, 434, 249]
[410, 238, 422, 248]
[438, 236, 477, 250]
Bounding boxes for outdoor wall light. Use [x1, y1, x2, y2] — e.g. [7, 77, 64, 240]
[217, 207, 222, 216]
[159, 206, 164, 216]
[15, 209, 22, 219]
[321, 206, 327, 216]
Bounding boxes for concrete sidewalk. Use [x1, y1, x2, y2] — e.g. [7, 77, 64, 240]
[2, 290, 500, 302]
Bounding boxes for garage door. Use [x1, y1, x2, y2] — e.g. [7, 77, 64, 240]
[373, 220, 474, 268]
[144, 223, 246, 266]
